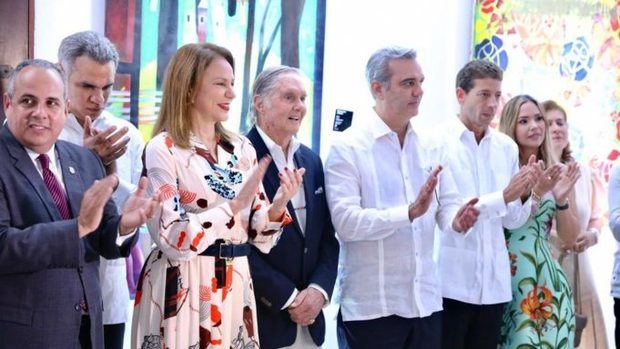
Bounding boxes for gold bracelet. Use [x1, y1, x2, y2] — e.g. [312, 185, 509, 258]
[531, 190, 542, 202]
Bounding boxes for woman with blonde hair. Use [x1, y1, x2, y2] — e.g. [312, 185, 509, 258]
[132, 43, 304, 348]
[543, 100, 607, 348]
[497, 95, 581, 348]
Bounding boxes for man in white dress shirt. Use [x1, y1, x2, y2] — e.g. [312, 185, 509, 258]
[246, 66, 339, 349]
[324, 47, 480, 349]
[438, 60, 536, 349]
[57, 31, 145, 349]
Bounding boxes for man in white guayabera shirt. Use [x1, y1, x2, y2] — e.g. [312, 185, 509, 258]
[57, 31, 145, 349]
[324, 46, 480, 349]
[438, 60, 537, 349]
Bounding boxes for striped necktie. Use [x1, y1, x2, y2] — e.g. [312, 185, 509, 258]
[37, 154, 72, 220]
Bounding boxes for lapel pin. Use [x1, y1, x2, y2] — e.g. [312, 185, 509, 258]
[69, 166, 76, 174]
[314, 187, 324, 195]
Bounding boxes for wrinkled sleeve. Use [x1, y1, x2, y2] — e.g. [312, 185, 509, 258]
[501, 145, 531, 229]
[240, 140, 287, 253]
[324, 140, 410, 242]
[433, 150, 463, 235]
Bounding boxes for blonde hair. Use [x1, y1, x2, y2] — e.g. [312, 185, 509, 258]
[498, 95, 555, 168]
[153, 43, 236, 148]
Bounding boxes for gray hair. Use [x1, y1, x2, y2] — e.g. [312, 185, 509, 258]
[7, 59, 66, 99]
[365, 46, 417, 98]
[250, 65, 301, 122]
[58, 31, 119, 76]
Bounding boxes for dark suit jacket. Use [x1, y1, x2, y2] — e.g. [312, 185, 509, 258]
[0, 126, 136, 349]
[247, 127, 339, 349]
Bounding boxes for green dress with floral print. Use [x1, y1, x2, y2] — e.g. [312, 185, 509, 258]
[499, 198, 575, 349]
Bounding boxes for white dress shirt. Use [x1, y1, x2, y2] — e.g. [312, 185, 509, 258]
[325, 108, 462, 322]
[60, 111, 145, 208]
[26, 146, 64, 190]
[255, 126, 326, 349]
[59, 111, 145, 325]
[438, 118, 530, 305]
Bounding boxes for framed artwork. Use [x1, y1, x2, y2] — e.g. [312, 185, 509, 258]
[473, 0, 620, 178]
[106, 0, 326, 151]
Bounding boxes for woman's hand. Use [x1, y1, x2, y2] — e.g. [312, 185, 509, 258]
[531, 163, 563, 196]
[229, 155, 272, 215]
[269, 167, 305, 220]
[552, 162, 580, 203]
[570, 229, 598, 253]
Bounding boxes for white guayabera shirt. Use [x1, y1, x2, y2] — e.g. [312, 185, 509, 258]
[325, 108, 462, 322]
[438, 118, 530, 305]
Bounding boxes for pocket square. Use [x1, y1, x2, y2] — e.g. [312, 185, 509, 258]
[314, 186, 324, 195]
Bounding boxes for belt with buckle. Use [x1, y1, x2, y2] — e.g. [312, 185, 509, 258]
[200, 239, 251, 259]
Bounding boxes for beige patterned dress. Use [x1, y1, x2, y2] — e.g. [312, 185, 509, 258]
[132, 132, 286, 349]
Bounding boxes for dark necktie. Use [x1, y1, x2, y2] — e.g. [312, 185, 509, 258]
[37, 154, 72, 220]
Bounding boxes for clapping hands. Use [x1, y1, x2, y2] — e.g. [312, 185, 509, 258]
[228, 155, 305, 221]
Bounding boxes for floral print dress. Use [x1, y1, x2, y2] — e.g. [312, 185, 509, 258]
[132, 132, 286, 349]
[499, 198, 575, 349]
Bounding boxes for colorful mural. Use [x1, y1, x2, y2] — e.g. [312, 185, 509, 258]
[473, 0, 620, 179]
[105, 0, 326, 151]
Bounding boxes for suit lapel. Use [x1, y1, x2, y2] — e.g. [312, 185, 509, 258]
[247, 127, 304, 237]
[247, 128, 279, 198]
[56, 142, 84, 218]
[294, 149, 312, 237]
[2, 127, 61, 220]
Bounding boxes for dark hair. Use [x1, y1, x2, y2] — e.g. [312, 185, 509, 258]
[456, 60, 503, 93]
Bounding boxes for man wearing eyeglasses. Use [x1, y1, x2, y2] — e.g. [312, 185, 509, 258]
[437, 60, 537, 349]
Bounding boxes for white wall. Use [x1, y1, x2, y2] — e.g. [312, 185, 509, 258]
[34, 0, 105, 61]
[320, 0, 474, 157]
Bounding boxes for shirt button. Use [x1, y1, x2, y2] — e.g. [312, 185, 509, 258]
[415, 252, 419, 257]
[414, 279, 418, 283]
[304, 247, 308, 254]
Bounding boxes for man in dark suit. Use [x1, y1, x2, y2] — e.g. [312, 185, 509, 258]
[246, 66, 339, 349]
[0, 59, 158, 349]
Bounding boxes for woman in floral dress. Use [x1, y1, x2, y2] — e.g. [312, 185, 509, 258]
[131, 43, 304, 349]
[497, 95, 581, 348]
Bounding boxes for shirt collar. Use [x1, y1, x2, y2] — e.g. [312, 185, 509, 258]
[256, 125, 300, 159]
[453, 116, 491, 143]
[369, 107, 415, 140]
[26, 144, 57, 164]
[65, 114, 84, 134]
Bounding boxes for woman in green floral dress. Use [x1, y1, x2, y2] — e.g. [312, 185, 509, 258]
[497, 95, 581, 349]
